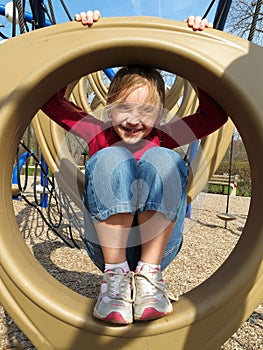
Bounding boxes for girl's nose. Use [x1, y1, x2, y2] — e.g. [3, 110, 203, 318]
[126, 115, 140, 125]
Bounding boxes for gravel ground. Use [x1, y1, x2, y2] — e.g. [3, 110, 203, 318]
[0, 191, 262, 350]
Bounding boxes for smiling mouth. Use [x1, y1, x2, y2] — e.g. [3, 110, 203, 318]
[121, 126, 144, 134]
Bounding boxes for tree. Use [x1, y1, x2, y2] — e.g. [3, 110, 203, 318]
[225, 0, 263, 45]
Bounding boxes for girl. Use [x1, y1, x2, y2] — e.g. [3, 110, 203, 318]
[42, 12, 227, 325]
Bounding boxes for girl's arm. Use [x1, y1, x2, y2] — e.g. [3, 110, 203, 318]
[41, 88, 103, 143]
[160, 88, 228, 148]
[41, 11, 103, 142]
[159, 16, 218, 147]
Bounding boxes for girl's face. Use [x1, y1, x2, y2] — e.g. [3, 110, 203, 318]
[110, 85, 161, 144]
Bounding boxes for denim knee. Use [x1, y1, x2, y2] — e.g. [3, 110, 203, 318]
[140, 147, 188, 181]
[138, 147, 189, 221]
[82, 146, 138, 222]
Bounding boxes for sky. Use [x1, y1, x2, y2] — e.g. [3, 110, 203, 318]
[0, 0, 219, 39]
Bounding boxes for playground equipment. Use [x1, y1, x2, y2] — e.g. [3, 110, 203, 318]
[0, 17, 263, 350]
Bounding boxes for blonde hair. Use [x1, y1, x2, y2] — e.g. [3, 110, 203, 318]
[106, 66, 165, 106]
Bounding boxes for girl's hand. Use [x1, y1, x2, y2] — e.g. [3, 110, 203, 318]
[74, 10, 101, 26]
[186, 16, 213, 31]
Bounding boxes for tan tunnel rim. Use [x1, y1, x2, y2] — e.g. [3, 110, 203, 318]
[0, 17, 263, 349]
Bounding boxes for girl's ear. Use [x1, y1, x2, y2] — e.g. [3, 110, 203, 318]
[105, 105, 113, 119]
[108, 110, 112, 119]
[158, 106, 168, 124]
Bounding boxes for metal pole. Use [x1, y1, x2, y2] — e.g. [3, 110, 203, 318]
[0, 3, 51, 26]
[224, 135, 234, 228]
[213, 0, 233, 30]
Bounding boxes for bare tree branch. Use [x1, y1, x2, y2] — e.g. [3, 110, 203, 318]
[225, 0, 263, 45]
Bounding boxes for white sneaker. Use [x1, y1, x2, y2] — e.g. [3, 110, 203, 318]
[93, 268, 135, 325]
[134, 264, 176, 321]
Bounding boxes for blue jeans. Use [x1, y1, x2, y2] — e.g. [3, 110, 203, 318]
[82, 146, 189, 271]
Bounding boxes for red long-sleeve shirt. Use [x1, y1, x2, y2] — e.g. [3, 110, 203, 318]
[41, 88, 228, 161]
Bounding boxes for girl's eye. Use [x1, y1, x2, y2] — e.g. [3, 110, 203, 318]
[140, 106, 154, 114]
[116, 103, 132, 112]
[114, 103, 159, 115]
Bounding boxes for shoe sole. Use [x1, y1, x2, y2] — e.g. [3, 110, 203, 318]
[134, 306, 173, 321]
[94, 311, 132, 325]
